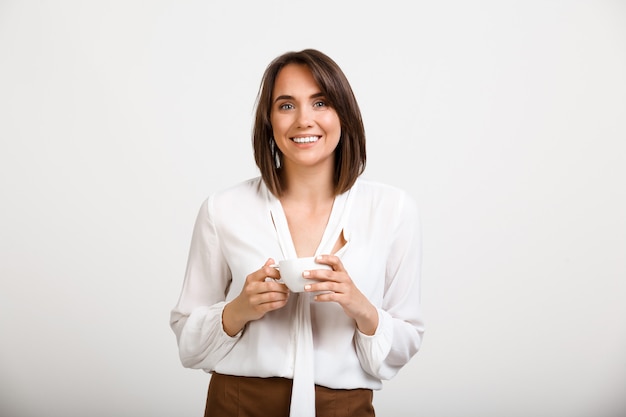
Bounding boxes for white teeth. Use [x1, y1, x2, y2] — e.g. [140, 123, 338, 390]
[292, 136, 319, 143]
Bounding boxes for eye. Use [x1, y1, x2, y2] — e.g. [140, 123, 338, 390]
[279, 103, 294, 110]
[313, 100, 327, 108]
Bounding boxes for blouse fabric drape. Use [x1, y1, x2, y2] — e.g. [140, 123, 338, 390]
[170, 177, 424, 417]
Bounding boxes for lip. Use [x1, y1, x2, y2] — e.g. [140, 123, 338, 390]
[290, 135, 321, 144]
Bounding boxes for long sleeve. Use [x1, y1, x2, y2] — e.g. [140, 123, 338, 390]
[354, 191, 424, 380]
[170, 177, 424, 391]
[169, 197, 241, 370]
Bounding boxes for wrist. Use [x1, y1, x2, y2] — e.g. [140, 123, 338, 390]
[222, 299, 247, 337]
[355, 305, 379, 336]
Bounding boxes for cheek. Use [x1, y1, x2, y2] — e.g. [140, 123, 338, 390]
[324, 110, 341, 128]
[270, 114, 292, 135]
[323, 114, 342, 136]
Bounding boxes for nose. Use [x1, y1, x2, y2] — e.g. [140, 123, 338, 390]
[296, 106, 314, 128]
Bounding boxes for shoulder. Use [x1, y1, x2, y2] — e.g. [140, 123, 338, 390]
[210, 177, 264, 200]
[203, 177, 266, 214]
[354, 178, 417, 207]
[351, 178, 420, 224]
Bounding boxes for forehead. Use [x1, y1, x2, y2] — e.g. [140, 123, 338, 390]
[272, 63, 321, 98]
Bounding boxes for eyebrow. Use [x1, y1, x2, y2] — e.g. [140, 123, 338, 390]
[273, 92, 325, 104]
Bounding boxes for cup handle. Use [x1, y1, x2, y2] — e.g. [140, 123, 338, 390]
[268, 264, 284, 283]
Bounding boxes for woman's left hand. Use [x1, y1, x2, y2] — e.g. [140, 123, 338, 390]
[304, 254, 379, 336]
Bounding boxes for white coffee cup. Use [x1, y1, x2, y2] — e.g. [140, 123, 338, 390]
[272, 256, 331, 292]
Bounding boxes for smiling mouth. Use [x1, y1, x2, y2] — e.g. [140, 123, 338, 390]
[291, 136, 320, 144]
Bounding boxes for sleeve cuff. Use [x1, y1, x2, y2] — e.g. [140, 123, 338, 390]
[354, 308, 394, 376]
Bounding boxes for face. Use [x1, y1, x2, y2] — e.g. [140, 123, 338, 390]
[270, 63, 341, 174]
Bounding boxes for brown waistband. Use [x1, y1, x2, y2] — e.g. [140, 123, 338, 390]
[205, 372, 375, 417]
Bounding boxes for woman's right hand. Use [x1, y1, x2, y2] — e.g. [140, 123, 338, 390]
[222, 258, 289, 336]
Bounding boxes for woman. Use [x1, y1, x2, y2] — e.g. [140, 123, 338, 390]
[170, 49, 424, 417]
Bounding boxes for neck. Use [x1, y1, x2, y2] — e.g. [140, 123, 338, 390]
[280, 164, 335, 203]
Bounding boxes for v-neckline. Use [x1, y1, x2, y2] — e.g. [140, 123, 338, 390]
[262, 179, 357, 417]
[267, 186, 352, 260]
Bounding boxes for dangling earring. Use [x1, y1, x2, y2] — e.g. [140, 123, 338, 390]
[270, 137, 281, 168]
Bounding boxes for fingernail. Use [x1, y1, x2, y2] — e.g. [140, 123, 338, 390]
[303, 270, 310, 277]
[316, 255, 323, 261]
[304, 284, 311, 290]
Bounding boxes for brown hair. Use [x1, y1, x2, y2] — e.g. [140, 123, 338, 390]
[253, 49, 366, 197]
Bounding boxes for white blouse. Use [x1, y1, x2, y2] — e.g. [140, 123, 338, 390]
[170, 177, 424, 416]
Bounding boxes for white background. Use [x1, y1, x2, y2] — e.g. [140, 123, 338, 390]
[1, 1, 625, 416]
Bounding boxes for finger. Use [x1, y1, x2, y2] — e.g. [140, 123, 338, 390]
[304, 280, 340, 294]
[248, 258, 281, 282]
[302, 268, 333, 282]
[248, 280, 289, 295]
[254, 287, 289, 302]
[262, 281, 289, 294]
[261, 262, 281, 280]
[251, 289, 289, 308]
[314, 254, 344, 272]
[258, 298, 289, 313]
[312, 290, 340, 303]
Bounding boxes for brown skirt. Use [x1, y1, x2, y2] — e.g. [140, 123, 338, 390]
[205, 372, 375, 417]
